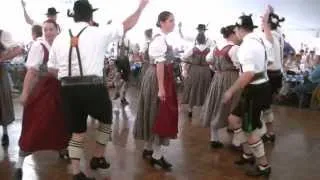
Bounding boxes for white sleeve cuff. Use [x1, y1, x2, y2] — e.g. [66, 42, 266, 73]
[241, 64, 255, 72]
[155, 57, 166, 63]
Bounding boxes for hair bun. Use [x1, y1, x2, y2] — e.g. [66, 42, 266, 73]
[220, 27, 226, 34]
[156, 21, 161, 28]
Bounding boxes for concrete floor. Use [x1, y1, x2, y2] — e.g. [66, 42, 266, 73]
[0, 87, 319, 180]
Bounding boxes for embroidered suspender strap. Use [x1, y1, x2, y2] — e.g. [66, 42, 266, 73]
[68, 26, 88, 77]
[40, 43, 49, 64]
[251, 38, 268, 82]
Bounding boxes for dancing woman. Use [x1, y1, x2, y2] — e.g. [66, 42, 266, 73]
[134, 11, 178, 170]
[201, 25, 241, 149]
[181, 31, 212, 118]
[15, 20, 69, 179]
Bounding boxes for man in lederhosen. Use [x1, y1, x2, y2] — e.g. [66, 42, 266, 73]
[113, 35, 131, 106]
[261, 6, 285, 143]
[223, 14, 272, 177]
[47, 0, 148, 179]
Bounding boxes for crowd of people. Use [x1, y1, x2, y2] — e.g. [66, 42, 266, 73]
[1, 0, 320, 180]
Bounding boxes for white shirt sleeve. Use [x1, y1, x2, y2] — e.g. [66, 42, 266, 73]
[1, 30, 18, 48]
[228, 45, 240, 68]
[149, 35, 167, 63]
[238, 40, 256, 72]
[182, 47, 193, 60]
[47, 39, 58, 70]
[206, 50, 214, 62]
[25, 42, 44, 70]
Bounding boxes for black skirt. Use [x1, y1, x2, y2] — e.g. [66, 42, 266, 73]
[232, 82, 271, 133]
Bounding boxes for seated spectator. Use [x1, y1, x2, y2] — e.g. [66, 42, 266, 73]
[293, 62, 320, 107]
[284, 53, 301, 74]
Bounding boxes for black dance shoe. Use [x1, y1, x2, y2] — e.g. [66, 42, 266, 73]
[113, 92, 120, 100]
[230, 144, 243, 152]
[14, 168, 22, 180]
[246, 166, 271, 177]
[150, 157, 172, 170]
[226, 128, 234, 134]
[210, 141, 224, 149]
[121, 98, 129, 106]
[73, 172, 95, 180]
[1, 134, 9, 147]
[142, 150, 153, 160]
[90, 157, 110, 170]
[262, 134, 276, 143]
[234, 155, 255, 165]
[58, 149, 70, 160]
[188, 111, 192, 118]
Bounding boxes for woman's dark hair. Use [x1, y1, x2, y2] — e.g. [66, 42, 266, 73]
[156, 11, 173, 28]
[43, 19, 59, 30]
[32, 25, 43, 38]
[268, 13, 285, 30]
[196, 32, 206, 45]
[220, 25, 236, 39]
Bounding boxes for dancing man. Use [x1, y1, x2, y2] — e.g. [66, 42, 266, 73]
[261, 6, 285, 143]
[114, 35, 131, 106]
[47, 0, 148, 179]
[223, 13, 273, 177]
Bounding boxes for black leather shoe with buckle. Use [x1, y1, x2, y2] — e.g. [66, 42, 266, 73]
[90, 157, 110, 170]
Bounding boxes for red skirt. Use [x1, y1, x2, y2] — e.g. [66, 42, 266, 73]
[19, 75, 69, 152]
[152, 64, 179, 138]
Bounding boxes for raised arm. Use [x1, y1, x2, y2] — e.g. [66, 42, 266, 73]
[122, 0, 149, 34]
[178, 22, 194, 42]
[262, 5, 274, 44]
[21, 0, 35, 25]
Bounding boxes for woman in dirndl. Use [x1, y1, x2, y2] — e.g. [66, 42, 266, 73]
[181, 32, 212, 118]
[0, 30, 22, 147]
[14, 20, 69, 179]
[134, 11, 178, 170]
[201, 25, 241, 149]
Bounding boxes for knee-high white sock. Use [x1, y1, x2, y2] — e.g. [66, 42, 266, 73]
[144, 140, 153, 151]
[16, 150, 31, 169]
[152, 143, 163, 160]
[249, 140, 265, 159]
[232, 128, 247, 146]
[95, 123, 112, 145]
[2, 126, 8, 135]
[262, 109, 274, 123]
[210, 129, 219, 142]
[68, 139, 84, 160]
[15, 156, 25, 169]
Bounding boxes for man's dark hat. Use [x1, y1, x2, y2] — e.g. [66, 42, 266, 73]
[235, 14, 258, 29]
[268, 12, 285, 28]
[67, 0, 98, 18]
[197, 24, 208, 31]
[46, 7, 59, 16]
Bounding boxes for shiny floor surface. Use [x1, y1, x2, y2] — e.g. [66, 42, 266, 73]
[0, 87, 320, 180]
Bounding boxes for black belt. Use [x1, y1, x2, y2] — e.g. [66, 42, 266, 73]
[61, 75, 104, 87]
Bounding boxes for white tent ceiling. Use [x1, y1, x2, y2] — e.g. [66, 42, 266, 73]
[1, 0, 320, 48]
